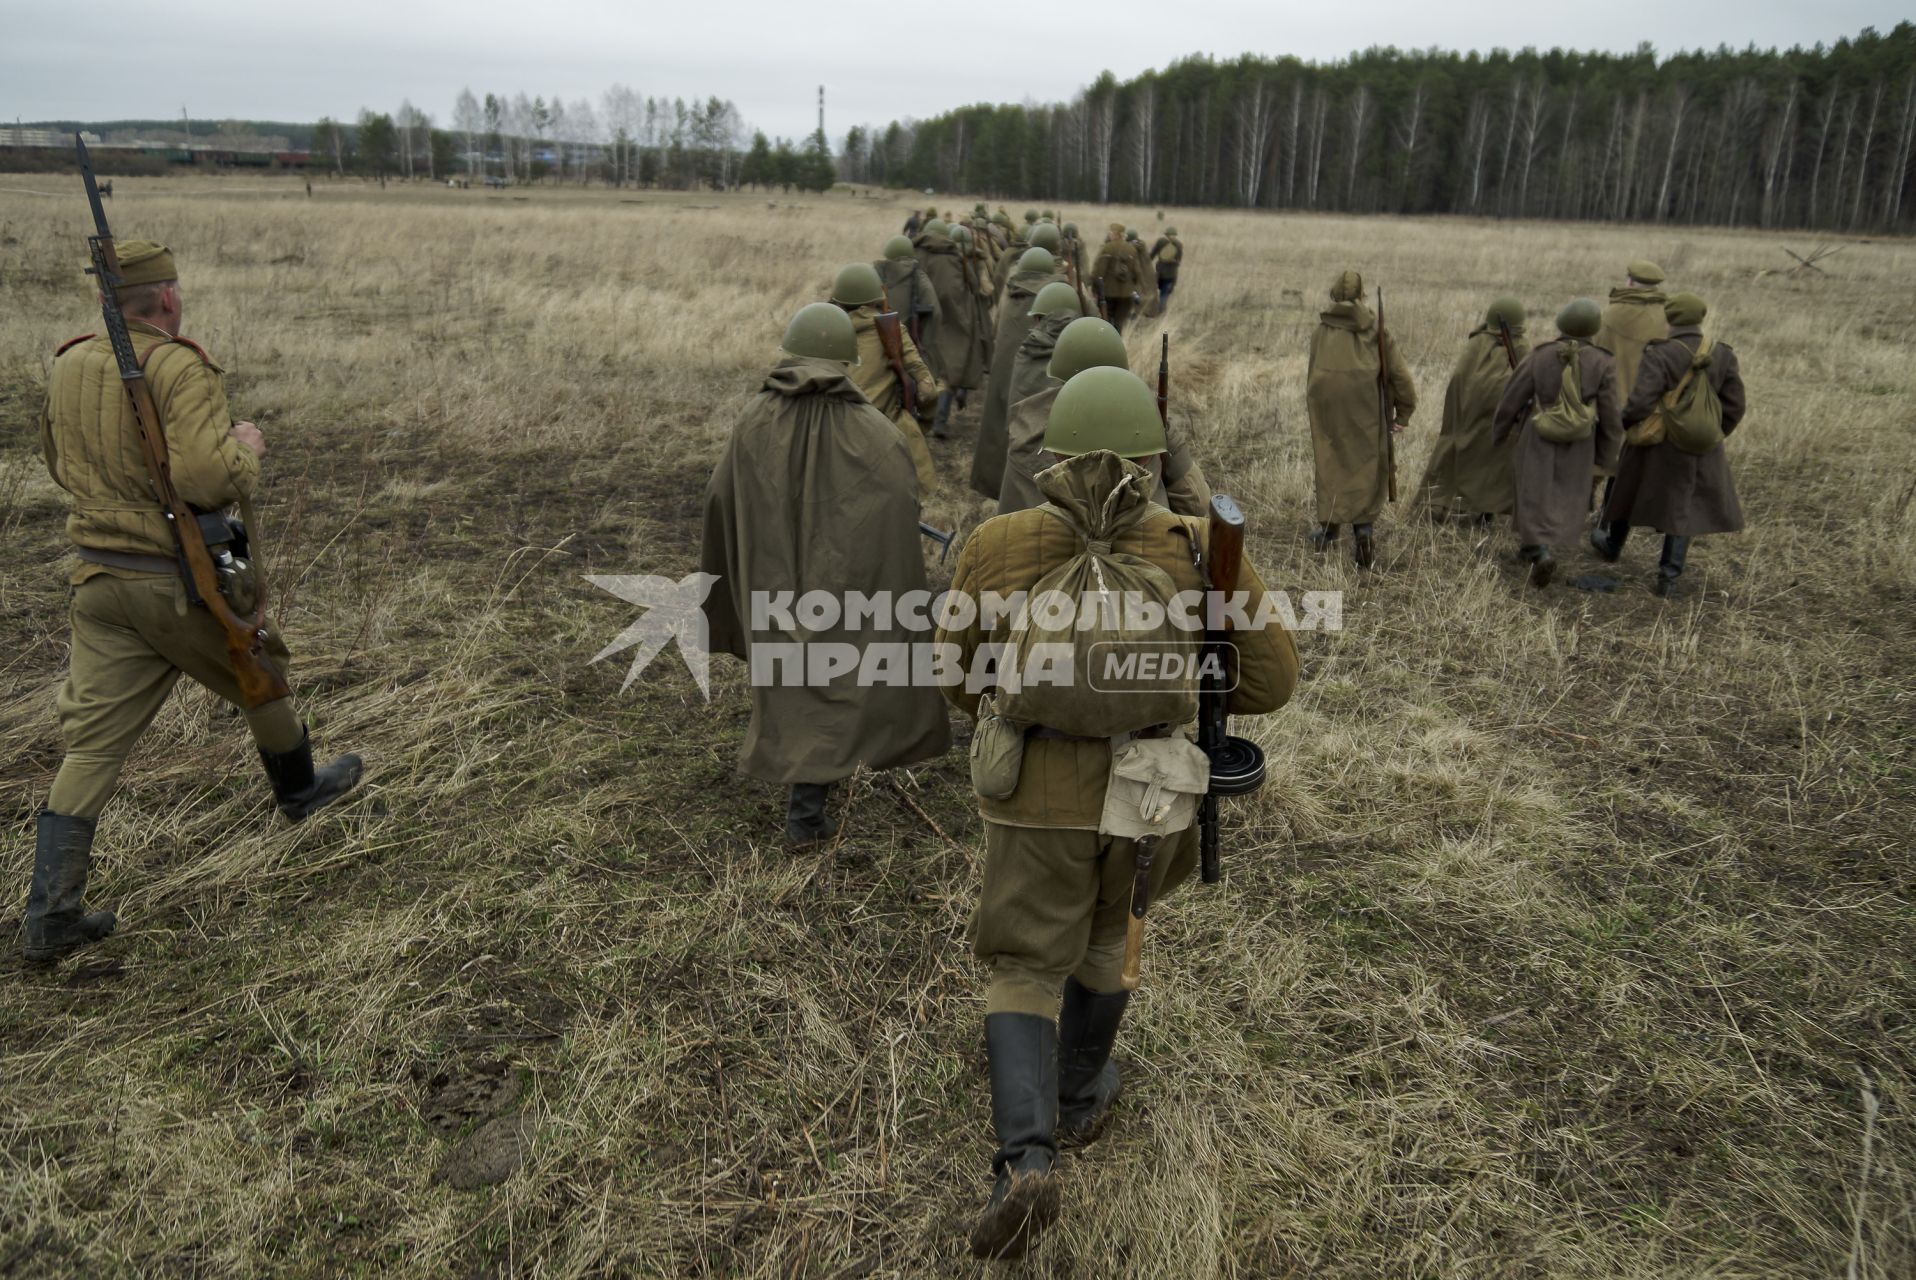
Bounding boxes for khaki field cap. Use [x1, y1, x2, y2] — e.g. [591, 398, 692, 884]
[1329, 269, 1364, 302]
[1663, 292, 1708, 326]
[781, 302, 859, 365]
[1556, 298, 1602, 339]
[1107, 221, 1125, 237]
[1627, 259, 1666, 285]
[1043, 366, 1167, 458]
[109, 240, 177, 287]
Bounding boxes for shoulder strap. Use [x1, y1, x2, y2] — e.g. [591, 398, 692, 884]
[55, 333, 98, 356]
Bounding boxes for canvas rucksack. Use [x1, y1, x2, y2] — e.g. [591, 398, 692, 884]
[1155, 239, 1181, 266]
[1529, 342, 1597, 445]
[996, 486, 1197, 738]
[1661, 339, 1724, 455]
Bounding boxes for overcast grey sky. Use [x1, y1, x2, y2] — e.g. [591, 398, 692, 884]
[5, 1, 1907, 143]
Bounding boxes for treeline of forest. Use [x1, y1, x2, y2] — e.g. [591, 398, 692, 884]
[850, 24, 1916, 231]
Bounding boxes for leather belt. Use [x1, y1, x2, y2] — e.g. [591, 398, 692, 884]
[74, 547, 178, 575]
[1029, 724, 1171, 742]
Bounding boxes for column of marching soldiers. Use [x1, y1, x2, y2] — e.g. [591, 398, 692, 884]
[26, 211, 1745, 1263]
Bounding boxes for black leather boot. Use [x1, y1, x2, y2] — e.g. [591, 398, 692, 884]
[1308, 523, 1338, 553]
[1057, 977, 1128, 1147]
[22, 811, 116, 963]
[1588, 523, 1627, 563]
[1353, 523, 1377, 569]
[969, 1013, 1061, 1260]
[259, 730, 364, 822]
[1528, 545, 1556, 588]
[1655, 535, 1692, 597]
[784, 782, 838, 847]
[931, 390, 954, 439]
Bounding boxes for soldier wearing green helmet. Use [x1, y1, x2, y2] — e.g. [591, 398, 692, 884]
[1489, 298, 1622, 588]
[998, 317, 1214, 518]
[1059, 220, 1088, 283]
[972, 247, 1066, 500]
[1027, 222, 1062, 254]
[830, 264, 941, 497]
[1148, 226, 1184, 313]
[1594, 291, 1748, 596]
[914, 213, 991, 435]
[934, 365, 1301, 1260]
[1306, 269, 1417, 567]
[698, 303, 950, 849]
[1413, 296, 1527, 525]
[1023, 208, 1039, 224]
[875, 235, 941, 359]
[991, 216, 1032, 298]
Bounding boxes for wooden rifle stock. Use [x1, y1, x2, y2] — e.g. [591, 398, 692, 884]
[872, 308, 915, 417]
[76, 135, 289, 710]
[1198, 495, 1246, 885]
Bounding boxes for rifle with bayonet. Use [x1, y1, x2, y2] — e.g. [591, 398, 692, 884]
[1376, 288, 1399, 504]
[872, 307, 917, 418]
[74, 134, 290, 709]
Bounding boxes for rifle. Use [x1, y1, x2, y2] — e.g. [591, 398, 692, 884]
[1094, 276, 1109, 323]
[1495, 318, 1519, 370]
[1197, 494, 1265, 885]
[906, 261, 922, 347]
[917, 521, 955, 561]
[1376, 288, 1399, 504]
[1156, 334, 1169, 428]
[75, 134, 290, 710]
[873, 308, 916, 418]
[1062, 236, 1088, 316]
[1122, 493, 1267, 990]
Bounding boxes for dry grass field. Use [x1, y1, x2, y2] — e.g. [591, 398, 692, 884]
[1, 172, 1913, 1278]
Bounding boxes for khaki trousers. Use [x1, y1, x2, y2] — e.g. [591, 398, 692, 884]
[49, 573, 300, 818]
[972, 819, 1199, 1017]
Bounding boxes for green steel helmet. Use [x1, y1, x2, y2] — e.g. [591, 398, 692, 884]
[951, 224, 974, 247]
[1124, 228, 1140, 242]
[1484, 296, 1525, 331]
[1164, 226, 1178, 237]
[923, 218, 949, 236]
[1024, 208, 1039, 223]
[1017, 246, 1056, 275]
[1062, 221, 1078, 237]
[782, 302, 858, 364]
[883, 235, 914, 260]
[973, 201, 987, 214]
[1043, 367, 1167, 458]
[1028, 222, 1062, 252]
[1028, 281, 1083, 319]
[1555, 298, 1602, 339]
[1047, 316, 1128, 381]
[1043, 208, 1056, 220]
[990, 211, 1011, 229]
[830, 262, 886, 307]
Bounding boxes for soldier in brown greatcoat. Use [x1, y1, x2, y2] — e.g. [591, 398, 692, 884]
[1592, 292, 1747, 596]
[1490, 299, 1622, 587]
